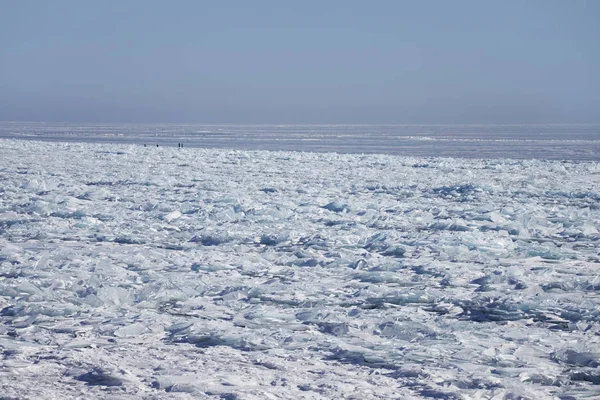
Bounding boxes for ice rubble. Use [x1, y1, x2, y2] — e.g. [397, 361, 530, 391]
[0, 138, 599, 399]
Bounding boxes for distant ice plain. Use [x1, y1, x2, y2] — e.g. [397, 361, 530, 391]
[0, 123, 599, 398]
[1, 122, 599, 160]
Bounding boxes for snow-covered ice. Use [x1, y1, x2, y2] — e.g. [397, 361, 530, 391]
[0, 138, 599, 399]
[1, 122, 600, 161]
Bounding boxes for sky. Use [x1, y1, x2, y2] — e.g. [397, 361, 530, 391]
[0, 0, 599, 124]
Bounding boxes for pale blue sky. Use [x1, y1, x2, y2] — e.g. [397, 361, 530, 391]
[1, 0, 598, 123]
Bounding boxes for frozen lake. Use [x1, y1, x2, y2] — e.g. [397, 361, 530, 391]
[0, 132, 599, 398]
[1, 122, 599, 160]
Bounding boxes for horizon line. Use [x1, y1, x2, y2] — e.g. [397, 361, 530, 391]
[2, 120, 600, 127]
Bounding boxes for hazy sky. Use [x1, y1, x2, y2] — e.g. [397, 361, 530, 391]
[1, 0, 599, 123]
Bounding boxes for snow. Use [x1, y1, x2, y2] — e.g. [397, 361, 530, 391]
[1, 122, 600, 160]
[0, 136, 599, 399]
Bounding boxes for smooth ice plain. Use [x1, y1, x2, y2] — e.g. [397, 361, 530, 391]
[0, 125, 599, 399]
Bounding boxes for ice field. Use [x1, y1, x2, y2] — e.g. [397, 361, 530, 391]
[1, 122, 600, 161]
[0, 131, 599, 398]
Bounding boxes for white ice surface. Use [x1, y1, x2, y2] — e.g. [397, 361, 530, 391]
[1, 122, 599, 160]
[0, 139, 599, 399]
